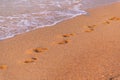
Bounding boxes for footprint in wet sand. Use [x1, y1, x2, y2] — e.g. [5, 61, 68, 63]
[0, 65, 7, 70]
[109, 17, 120, 21]
[108, 74, 120, 80]
[24, 48, 48, 63]
[62, 33, 75, 38]
[103, 21, 110, 24]
[26, 47, 48, 54]
[57, 40, 69, 45]
[24, 57, 37, 63]
[84, 25, 96, 32]
[85, 28, 94, 32]
[103, 17, 120, 25]
[33, 47, 48, 53]
[31, 57, 37, 60]
[54, 33, 73, 45]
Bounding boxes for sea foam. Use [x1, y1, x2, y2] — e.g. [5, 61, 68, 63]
[0, 0, 86, 40]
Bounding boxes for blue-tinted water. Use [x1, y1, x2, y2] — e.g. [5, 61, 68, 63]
[0, 0, 119, 40]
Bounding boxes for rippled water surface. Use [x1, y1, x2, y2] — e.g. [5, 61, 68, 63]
[0, 0, 119, 40]
[0, 0, 87, 40]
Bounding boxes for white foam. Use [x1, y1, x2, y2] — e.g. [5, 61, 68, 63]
[0, 0, 87, 40]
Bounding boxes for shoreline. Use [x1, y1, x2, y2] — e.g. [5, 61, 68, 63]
[0, 1, 119, 41]
[0, 2, 120, 80]
[0, 10, 87, 41]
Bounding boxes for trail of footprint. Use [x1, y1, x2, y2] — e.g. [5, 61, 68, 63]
[23, 48, 48, 63]
[0, 65, 7, 70]
[24, 57, 37, 63]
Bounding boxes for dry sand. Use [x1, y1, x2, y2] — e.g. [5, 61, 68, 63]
[0, 2, 120, 80]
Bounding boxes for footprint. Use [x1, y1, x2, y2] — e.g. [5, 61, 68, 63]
[33, 48, 48, 53]
[31, 57, 37, 60]
[24, 59, 34, 63]
[85, 28, 94, 32]
[87, 25, 96, 28]
[84, 25, 96, 32]
[109, 17, 120, 21]
[103, 21, 110, 24]
[0, 65, 7, 70]
[109, 77, 113, 80]
[108, 75, 120, 80]
[57, 40, 69, 44]
[24, 57, 37, 63]
[103, 17, 120, 25]
[62, 33, 75, 38]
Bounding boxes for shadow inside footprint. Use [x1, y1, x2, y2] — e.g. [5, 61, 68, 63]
[33, 48, 48, 53]
[0, 65, 7, 70]
[24, 59, 34, 63]
[108, 74, 120, 80]
[109, 17, 120, 21]
[87, 25, 96, 28]
[109, 77, 113, 80]
[103, 21, 110, 24]
[85, 28, 94, 32]
[84, 25, 96, 32]
[62, 33, 74, 38]
[31, 57, 37, 60]
[58, 40, 69, 44]
[24, 57, 37, 63]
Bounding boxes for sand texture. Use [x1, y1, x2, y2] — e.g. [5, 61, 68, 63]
[0, 2, 120, 80]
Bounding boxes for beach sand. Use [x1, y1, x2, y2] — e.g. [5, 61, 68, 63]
[0, 2, 120, 80]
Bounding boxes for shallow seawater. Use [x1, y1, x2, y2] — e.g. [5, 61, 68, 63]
[81, 0, 120, 10]
[0, 0, 87, 40]
[0, 0, 119, 40]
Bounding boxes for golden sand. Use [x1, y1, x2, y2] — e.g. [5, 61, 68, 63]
[0, 2, 120, 80]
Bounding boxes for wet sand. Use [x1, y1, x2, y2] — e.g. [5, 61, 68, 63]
[0, 2, 120, 80]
